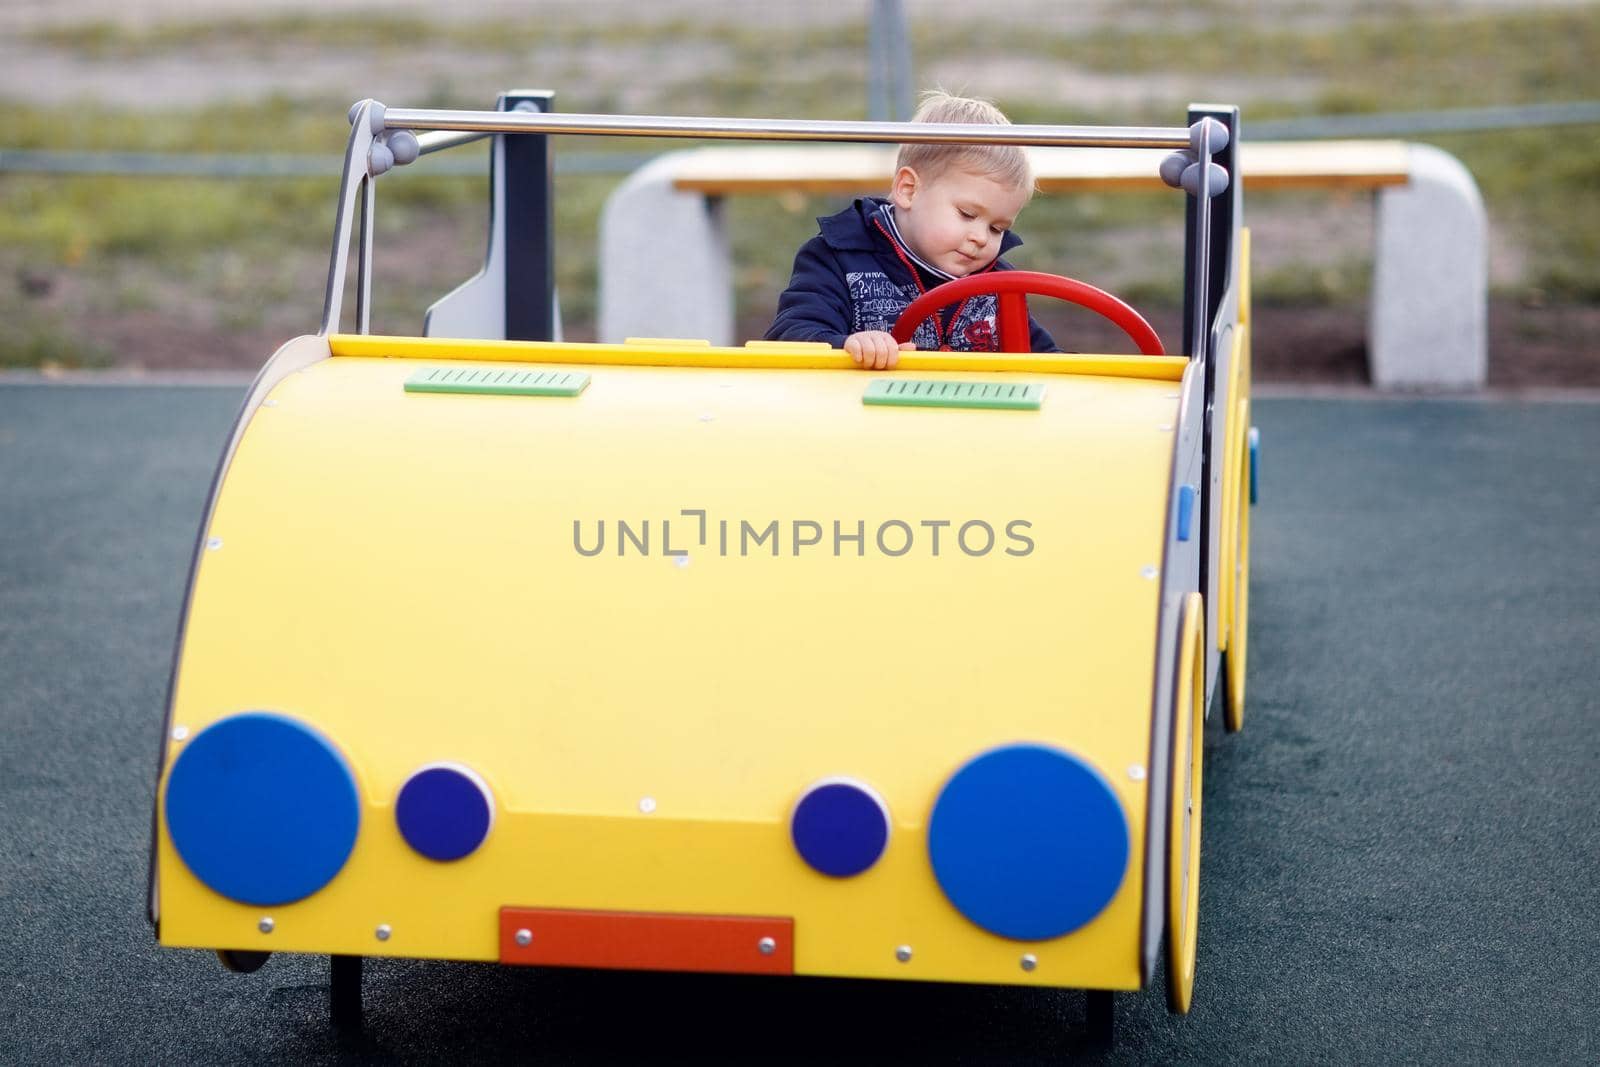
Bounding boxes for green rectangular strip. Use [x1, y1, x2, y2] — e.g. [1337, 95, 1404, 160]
[404, 367, 590, 397]
[862, 378, 1043, 410]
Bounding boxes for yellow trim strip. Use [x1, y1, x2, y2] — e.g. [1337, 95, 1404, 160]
[329, 334, 1189, 381]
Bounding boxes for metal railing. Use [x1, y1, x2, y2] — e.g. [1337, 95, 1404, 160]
[380, 107, 1193, 149]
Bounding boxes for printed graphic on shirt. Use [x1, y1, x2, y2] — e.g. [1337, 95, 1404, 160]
[845, 271, 1001, 352]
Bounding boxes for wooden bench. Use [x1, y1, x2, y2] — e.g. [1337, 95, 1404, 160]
[598, 140, 1485, 388]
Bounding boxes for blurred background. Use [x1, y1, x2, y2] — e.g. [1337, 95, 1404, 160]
[1, 0, 1595, 384]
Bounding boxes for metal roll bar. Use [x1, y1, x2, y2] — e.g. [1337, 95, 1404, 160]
[415, 129, 493, 158]
[1190, 118, 1217, 375]
[322, 100, 1224, 351]
[385, 108, 1193, 149]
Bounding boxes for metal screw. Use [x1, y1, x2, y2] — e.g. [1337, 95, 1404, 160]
[263, 399, 278, 408]
[375, 924, 391, 942]
[1020, 953, 1038, 972]
[1128, 764, 1146, 781]
[1140, 565, 1158, 580]
[758, 937, 776, 956]
[258, 917, 274, 934]
[638, 796, 657, 814]
[171, 725, 189, 742]
[673, 555, 691, 569]
[1158, 424, 1174, 432]
[895, 945, 912, 963]
[514, 928, 532, 947]
[206, 537, 223, 551]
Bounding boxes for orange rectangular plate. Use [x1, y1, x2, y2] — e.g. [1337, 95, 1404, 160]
[499, 907, 794, 975]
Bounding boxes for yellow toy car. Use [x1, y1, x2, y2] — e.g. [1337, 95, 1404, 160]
[148, 97, 1255, 1045]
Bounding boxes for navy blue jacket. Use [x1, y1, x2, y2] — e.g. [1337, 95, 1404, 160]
[765, 197, 1059, 353]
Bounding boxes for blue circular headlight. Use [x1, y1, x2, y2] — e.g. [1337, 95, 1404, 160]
[395, 763, 495, 861]
[791, 778, 891, 877]
[165, 712, 361, 906]
[928, 744, 1129, 941]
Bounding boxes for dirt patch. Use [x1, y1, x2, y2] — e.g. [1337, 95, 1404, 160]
[1484, 301, 1600, 388]
[1245, 300, 1600, 388]
[77, 309, 292, 372]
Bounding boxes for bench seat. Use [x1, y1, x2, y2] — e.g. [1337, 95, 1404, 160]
[597, 139, 1484, 389]
[670, 141, 1410, 195]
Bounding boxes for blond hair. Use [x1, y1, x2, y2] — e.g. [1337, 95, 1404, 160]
[894, 90, 1035, 197]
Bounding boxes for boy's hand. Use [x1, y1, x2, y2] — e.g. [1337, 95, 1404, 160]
[844, 331, 914, 370]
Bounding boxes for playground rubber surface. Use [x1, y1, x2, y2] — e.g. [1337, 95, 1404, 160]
[1, 384, 1596, 1064]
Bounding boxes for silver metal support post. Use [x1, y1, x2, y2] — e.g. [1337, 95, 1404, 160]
[357, 176, 374, 335]
[1189, 121, 1214, 363]
[320, 100, 380, 335]
[416, 129, 492, 157]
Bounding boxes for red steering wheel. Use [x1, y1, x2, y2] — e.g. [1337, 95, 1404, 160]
[891, 270, 1165, 355]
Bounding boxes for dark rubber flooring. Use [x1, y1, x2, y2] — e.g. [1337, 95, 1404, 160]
[1, 385, 1596, 1064]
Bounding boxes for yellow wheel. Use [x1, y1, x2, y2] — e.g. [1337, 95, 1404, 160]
[1221, 228, 1254, 732]
[1222, 404, 1248, 729]
[1223, 398, 1251, 733]
[1167, 592, 1205, 1013]
[1217, 328, 1249, 659]
[1218, 401, 1240, 657]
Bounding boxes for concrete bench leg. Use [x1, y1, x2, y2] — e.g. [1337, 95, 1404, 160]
[1370, 145, 1487, 389]
[599, 155, 733, 345]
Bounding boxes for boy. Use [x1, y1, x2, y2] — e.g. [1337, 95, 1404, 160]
[765, 91, 1059, 369]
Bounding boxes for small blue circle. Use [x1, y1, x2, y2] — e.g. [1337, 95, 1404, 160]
[791, 780, 890, 877]
[165, 712, 360, 906]
[395, 765, 494, 861]
[928, 744, 1129, 941]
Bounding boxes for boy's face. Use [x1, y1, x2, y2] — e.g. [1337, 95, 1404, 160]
[890, 165, 1030, 278]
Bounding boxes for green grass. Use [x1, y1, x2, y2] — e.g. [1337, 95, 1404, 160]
[0, 323, 112, 370]
[0, 98, 347, 154]
[29, 12, 861, 61]
[1437, 127, 1600, 301]
[975, 7, 1600, 118]
[0, 169, 492, 263]
[34, 14, 456, 57]
[2, 176, 320, 262]
[2, 4, 1596, 366]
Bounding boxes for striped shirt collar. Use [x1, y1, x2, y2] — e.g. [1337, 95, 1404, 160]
[874, 202, 959, 283]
